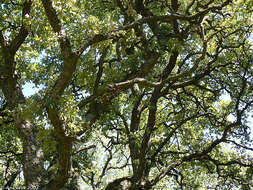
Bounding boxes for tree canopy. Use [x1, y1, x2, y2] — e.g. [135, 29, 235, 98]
[0, 0, 253, 189]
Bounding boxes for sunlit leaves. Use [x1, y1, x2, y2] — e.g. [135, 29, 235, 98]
[0, 0, 253, 189]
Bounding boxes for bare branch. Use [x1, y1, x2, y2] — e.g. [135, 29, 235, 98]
[76, 33, 117, 56]
[151, 161, 182, 186]
[227, 140, 253, 151]
[73, 145, 96, 155]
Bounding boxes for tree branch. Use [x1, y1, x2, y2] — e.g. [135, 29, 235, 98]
[41, 0, 78, 100]
[94, 48, 108, 94]
[3, 170, 21, 189]
[0, 31, 6, 48]
[9, 0, 32, 55]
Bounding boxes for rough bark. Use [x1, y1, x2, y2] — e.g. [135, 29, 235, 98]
[0, 53, 45, 189]
[40, 0, 79, 188]
[0, 2, 45, 188]
[16, 116, 45, 188]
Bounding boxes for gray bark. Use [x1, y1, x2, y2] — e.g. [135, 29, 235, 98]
[0, 8, 45, 185]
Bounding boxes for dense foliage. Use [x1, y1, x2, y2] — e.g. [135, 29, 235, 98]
[0, 0, 253, 189]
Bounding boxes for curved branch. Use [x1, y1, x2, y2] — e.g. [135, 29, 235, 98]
[41, 0, 78, 100]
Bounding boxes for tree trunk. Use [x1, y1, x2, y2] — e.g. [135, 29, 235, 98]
[0, 75, 45, 188]
[16, 116, 45, 188]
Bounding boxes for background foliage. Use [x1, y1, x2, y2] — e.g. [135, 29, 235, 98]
[0, 0, 253, 189]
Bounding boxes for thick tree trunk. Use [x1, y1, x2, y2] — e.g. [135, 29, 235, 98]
[46, 135, 73, 190]
[0, 0, 45, 186]
[105, 177, 152, 190]
[16, 116, 45, 188]
[105, 177, 132, 190]
[0, 73, 45, 188]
